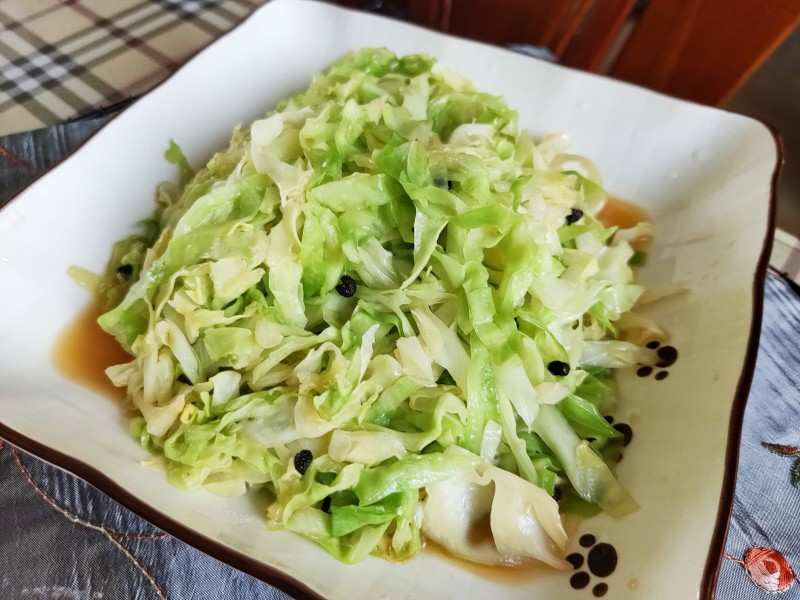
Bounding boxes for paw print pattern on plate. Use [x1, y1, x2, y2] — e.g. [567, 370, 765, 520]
[636, 341, 678, 381]
[567, 534, 618, 597]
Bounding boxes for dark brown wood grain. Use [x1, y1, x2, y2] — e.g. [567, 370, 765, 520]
[408, 0, 451, 30]
[332, 0, 800, 106]
[442, 0, 583, 49]
[558, 0, 638, 70]
[608, 0, 800, 105]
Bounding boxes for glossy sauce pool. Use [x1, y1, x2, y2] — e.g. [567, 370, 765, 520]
[424, 541, 553, 584]
[52, 299, 129, 402]
[598, 196, 651, 250]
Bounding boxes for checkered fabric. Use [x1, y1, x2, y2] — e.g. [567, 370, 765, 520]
[0, 0, 266, 136]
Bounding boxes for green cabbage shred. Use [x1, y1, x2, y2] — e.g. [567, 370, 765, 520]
[94, 48, 656, 567]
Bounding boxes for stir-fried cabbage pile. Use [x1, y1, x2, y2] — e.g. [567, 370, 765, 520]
[93, 48, 658, 567]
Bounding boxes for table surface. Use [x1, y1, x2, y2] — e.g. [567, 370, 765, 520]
[2, 2, 800, 598]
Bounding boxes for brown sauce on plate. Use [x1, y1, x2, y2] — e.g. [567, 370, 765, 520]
[597, 196, 651, 251]
[424, 541, 552, 583]
[52, 299, 129, 402]
[597, 196, 648, 230]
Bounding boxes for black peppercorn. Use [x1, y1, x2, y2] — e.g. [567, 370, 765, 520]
[547, 360, 571, 376]
[321, 497, 332, 513]
[433, 177, 452, 190]
[294, 449, 313, 475]
[565, 208, 583, 225]
[335, 275, 357, 297]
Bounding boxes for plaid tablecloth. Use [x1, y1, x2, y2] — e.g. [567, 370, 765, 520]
[0, 0, 266, 135]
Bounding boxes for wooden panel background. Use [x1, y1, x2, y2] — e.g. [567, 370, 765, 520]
[609, 0, 800, 105]
[342, 0, 800, 106]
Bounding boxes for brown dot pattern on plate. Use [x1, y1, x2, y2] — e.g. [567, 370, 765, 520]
[588, 543, 618, 577]
[613, 423, 633, 446]
[580, 534, 596, 547]
[637, 340, 679, 380]
[603, 415, 614, 424]
[570, 572, 590, 589]
[593, 582, 609, 597]
[655, 345, 678, 367]
[567, 553, 584, 569]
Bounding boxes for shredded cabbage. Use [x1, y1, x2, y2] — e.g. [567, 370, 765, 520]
[92, 48, 657, 567]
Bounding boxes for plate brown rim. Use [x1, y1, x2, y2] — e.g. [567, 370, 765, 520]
[698, 126, 781, 598]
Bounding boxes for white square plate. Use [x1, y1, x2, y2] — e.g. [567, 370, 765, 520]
[0, 1, 778, 598]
